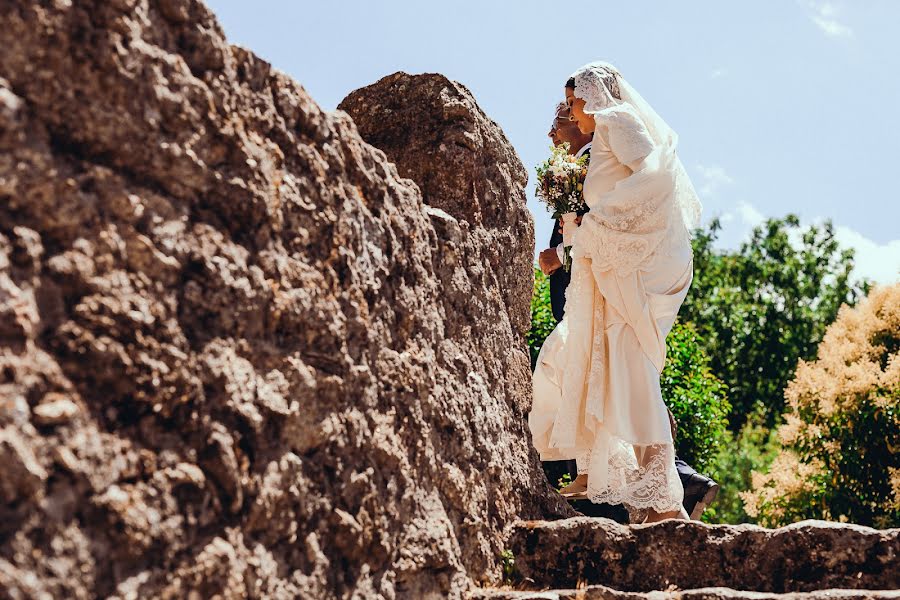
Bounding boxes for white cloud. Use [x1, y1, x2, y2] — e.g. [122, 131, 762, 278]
[784, 216, 899, 284]
[695, 164, 734, 197]
[771, 214, 897, 285]
[832, 226, 900, 284]
[736, 200, 765, 227]
[710, 68, 728, 80]
[804, 1, 853, 38]
[693, 162, 896, 284]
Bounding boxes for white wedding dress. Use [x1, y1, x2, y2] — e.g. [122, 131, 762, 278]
[529, 63, 702, 521]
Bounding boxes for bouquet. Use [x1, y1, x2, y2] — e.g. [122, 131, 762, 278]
[535, 142, 589, 271]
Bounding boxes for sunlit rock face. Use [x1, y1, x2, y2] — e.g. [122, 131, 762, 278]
[0, 1, 568, 598]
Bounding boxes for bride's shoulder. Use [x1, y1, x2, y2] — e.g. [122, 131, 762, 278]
[596, 104, 653, 141]
[595, 105, 655, 164]
[595, 104, 646, 130]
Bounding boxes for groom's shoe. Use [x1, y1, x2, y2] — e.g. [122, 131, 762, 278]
[682, 472, 720, 520]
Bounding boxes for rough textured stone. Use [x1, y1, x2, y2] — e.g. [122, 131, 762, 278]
[338, 72, 535, 343]
[32, 392, 80, 426]
[508, 518, 900, 593]
[0, 1, 570, 598]
[0, 427, 47, 505]
[4, 1, 897, 599]
[467, 587, 900, 600]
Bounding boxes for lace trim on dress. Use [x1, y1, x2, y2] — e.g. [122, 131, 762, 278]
[576, 438, 684, 523]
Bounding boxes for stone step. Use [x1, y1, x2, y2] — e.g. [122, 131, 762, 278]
[468, 585, 900, 599]
[505, 517, 899, 593]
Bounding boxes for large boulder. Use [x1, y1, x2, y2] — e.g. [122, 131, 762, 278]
[0, 1, 570, 598]
[338, 72, 535, 342]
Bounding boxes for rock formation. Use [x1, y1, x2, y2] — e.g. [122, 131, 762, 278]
[469, 587, 900, 600]
[338, 72, 535, 341]
[502, 517, 900, 594]
[0, 1, 570, 598]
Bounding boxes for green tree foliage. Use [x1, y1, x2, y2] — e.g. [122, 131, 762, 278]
[527, 268, 556, 369]
[702, 408, 781, 524]
[743, 285, 900, 528]
[681, 215, 868, 429]
[661, 322, 731, 474]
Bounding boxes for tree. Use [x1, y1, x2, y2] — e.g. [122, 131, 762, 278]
[681, 216, 868, 429]
[742, 284, 900, 528]
[701, 407, 781, 524]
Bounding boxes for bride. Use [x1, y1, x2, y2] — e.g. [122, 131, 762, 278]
[529, 62, 702, 523]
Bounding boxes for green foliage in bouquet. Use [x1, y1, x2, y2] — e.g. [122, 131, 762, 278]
[534, 142, 589, 220]
[535, 143, 589, 271]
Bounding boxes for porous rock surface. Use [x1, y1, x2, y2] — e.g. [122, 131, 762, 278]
[0, 1, 570, 598]
[505, 517, 900, 594]
[468, 587, 900, 600]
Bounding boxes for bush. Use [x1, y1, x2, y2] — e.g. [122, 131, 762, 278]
[527, 268, 556, 369]
[742, 284, 900, 528]
[661, 322, 731, 474]
[701, 408, 781, 524]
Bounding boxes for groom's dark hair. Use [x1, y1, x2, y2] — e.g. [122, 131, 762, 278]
[565, 76, 575, 89]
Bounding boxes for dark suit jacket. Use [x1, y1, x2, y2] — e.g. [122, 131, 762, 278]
[548, 145, 590, 322]
[548, 218, 570, 322]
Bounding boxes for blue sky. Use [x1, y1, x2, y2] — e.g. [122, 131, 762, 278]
[206, 0, 899, 284]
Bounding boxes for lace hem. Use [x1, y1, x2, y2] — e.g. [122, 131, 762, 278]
[576, 438, 683, 522]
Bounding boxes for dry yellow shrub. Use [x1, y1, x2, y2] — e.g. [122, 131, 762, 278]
[744, 284, 900, 527]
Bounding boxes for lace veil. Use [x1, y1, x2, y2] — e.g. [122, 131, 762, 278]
[571, 62, 703, 258]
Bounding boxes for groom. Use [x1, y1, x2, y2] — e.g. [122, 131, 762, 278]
[537, 102, 720, 520]
[538, 101, 592, 319]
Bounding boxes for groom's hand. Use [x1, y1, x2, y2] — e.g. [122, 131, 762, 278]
[539, 248, 562, 275]
[667, 407, 678, 440]
[557, 215, 583, 235]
